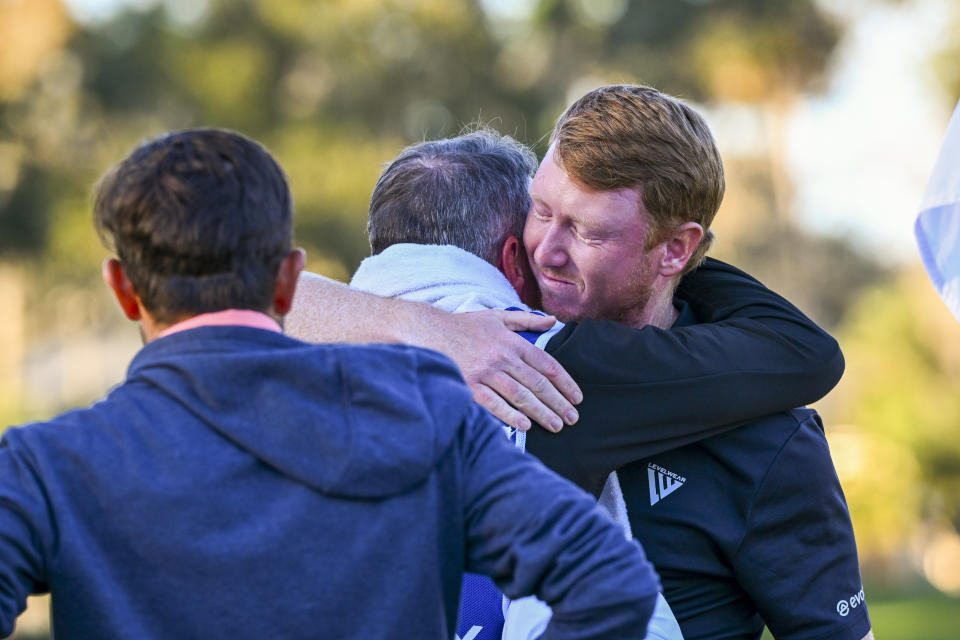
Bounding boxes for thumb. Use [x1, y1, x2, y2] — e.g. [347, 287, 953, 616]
[495, 310, 559, 332]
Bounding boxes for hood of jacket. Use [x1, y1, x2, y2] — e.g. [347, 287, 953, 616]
[350, 243, 529, 313]
[125, 326, 472, 499]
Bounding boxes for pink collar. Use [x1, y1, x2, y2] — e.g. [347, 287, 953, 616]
[157, 309, 282, 339]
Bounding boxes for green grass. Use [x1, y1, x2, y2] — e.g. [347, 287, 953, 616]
[761, 591, 960, 639]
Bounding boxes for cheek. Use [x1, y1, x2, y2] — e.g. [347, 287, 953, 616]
[522, 224, 545, 260]
[578, 254, 623, 294]
[522, 217, 538, 244]
[569, 246, 598, 278]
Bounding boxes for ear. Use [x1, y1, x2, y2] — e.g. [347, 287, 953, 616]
[272, 248, 306, 316]
[500, 235, 526, 291]
[102, 258, 143, 321]
[499, 235, 542, 308]
[656, 222, 704, 278]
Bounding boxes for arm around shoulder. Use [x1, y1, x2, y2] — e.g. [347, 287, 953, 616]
[677, 258, 844, 400]
[286, 270, 438, 344]
[526, 260, 846, 492]
[287, 271, 581, 430]
[549, 258, 843, 402]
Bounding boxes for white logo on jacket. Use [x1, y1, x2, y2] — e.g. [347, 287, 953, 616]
[836, 587, 866, 616]
[455, 625, 482, 640]
[647, 463, 686, 506]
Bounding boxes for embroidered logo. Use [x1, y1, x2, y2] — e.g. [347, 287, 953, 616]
[647, 462, 686, 506]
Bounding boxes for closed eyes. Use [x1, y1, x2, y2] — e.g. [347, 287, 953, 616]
[533, 208, 603, 245]
[573, 226, 603, 245]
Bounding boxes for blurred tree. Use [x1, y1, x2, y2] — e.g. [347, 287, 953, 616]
[933, 7, 960, 103]
[0, 0, 846, 273]
[522, 0, 839, 102]
[0, 0, 73, 101]
[831, 266, 960, 564]
[712, 214, 891, 329]
[514, 0, 840, 220]
[0, 0, 888, 416]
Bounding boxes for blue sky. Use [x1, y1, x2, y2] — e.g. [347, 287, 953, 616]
[786, 0, 956, 261]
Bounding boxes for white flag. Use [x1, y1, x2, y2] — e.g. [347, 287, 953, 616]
[916, 99, 960, 322]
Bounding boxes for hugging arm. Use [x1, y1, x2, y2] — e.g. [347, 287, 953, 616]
[286, 271, 581, 431]
[525, 258, 844, 496]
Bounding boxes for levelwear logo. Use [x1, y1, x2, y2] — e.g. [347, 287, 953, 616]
[647, 462, 686, 506]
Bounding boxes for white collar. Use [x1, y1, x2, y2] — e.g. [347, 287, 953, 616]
[350, 244, 529, 313]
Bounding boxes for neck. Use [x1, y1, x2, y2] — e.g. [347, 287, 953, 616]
[140, 314, 174, 344]
[621, 285, 679, 330]
[142, 309, 282, 344]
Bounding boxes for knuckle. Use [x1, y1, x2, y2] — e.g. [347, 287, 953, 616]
[483, 345, 508, 366]
[525, 349, 560, 376]
[541, 359, 564, 379]
[471, 386, 494, 405]
[528, 375, 553, 395]
[500, 377, 524, 398]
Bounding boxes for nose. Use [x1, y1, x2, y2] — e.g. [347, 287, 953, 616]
[533, 221, 569, 270]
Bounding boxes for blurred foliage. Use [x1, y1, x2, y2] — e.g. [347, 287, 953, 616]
[718, 219, 892, 329]
[0, 0, 74, 101]
[932, 2, 960, 102]
[0, 0, 959, 623]
[832, 266, 960, 561]
[0, 0, 843, 274]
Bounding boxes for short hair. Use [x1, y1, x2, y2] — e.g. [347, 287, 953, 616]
[550, 84, 725, 273]
[367, 129, 538, 265]
[93, 129, 293, 324]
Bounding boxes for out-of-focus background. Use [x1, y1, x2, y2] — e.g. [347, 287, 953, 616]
[1, 0, 958, 637]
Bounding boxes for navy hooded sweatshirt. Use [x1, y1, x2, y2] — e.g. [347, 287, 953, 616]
[0, 326, 659, 639]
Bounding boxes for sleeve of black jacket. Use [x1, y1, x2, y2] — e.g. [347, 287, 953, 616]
[459, 403, 659, 639]
[525, 258, 845, 497]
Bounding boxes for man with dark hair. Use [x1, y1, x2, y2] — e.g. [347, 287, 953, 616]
[94, 129, 298, 323]
[289, 86, 872, 640]
[0, 128, 665, 639]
